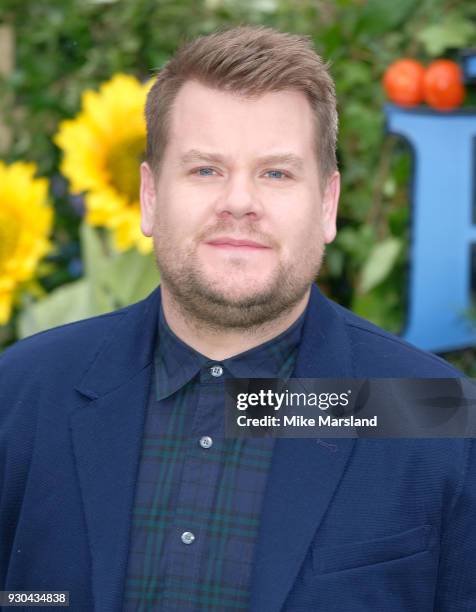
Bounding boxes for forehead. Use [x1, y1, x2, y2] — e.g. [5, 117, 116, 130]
[167, 80, 316, 160]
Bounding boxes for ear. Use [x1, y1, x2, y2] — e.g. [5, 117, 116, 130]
[140, 161, 157, 237]
[321, 170, 340, 244]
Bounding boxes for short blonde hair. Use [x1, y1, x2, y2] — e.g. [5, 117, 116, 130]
[145, 25, 338, 186]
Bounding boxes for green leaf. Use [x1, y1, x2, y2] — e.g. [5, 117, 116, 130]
[352, 289, 401, 332]
[335, 225, 375, 264]
[17, 224, 160, 338]
[417, 17, 474, 56]
[324, 245, 344, 277]
[356, 0, 416, 35]
[99, 249, 160, 306]
[17, 279, 111, 338]
[78, 222, 121, 311]
[80, 222, 160, 307]
[337, 61, 371, 93]
[359, 237, 401, 293]
[80, 222, 111, 279]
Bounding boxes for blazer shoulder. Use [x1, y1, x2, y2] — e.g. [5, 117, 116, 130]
[0, 303, 133, 380]
[330, 301, 461, 377]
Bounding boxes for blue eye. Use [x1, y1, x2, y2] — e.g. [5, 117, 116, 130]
[265, 170, 287, 179]
[195, 167, 216, 176]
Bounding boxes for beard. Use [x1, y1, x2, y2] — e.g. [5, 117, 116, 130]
[152, 218, 325, 333]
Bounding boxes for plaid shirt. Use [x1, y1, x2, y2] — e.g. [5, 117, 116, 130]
[123, 303, 306, 611]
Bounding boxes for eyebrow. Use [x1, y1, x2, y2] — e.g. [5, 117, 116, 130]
[179, 149, 305, 172]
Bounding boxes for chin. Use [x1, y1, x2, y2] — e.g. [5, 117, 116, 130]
[205, 263, 274, 283]
[206, 281, 277, 305]
[211, 273, 271, 292]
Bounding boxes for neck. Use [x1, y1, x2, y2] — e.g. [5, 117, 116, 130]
[160, 286, 311, 361]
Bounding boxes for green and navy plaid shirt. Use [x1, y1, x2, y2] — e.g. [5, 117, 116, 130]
[123, 302, 307, 611]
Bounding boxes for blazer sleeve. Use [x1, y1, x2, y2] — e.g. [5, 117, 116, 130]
[433, 438, 476, 610]
[0, 348, 38, 589]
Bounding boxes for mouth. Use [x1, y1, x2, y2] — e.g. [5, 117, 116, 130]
[205, 237, 271, 250]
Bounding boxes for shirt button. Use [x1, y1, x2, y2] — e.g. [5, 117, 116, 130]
[200, 436, 213, 449]
[181, 531, 195, 545]
[210, 365, 223, 377]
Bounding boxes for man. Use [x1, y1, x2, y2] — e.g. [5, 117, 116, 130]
[0, 25, 475, 612]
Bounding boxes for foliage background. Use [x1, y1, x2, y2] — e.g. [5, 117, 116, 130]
[1, 0, 475, 372]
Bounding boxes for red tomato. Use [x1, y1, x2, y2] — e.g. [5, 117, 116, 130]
[383, 59, 425, 107]
[423, 59, 465, 111]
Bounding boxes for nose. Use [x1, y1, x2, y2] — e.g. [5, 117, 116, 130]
[214, 171, 264, 220]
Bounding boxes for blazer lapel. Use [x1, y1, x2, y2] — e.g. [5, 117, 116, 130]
[249, 284, 357, 612]
[70, 288, 160, 612]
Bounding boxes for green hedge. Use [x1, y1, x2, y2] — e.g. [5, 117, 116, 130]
[1, 0, 476, 371]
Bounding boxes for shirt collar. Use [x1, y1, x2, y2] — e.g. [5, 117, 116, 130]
[155, 296, 309, 401]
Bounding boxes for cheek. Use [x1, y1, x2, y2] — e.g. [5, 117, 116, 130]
[279, 208, 319, 253]
[155, 203, 204, 251]
[161, 184, 206, 225]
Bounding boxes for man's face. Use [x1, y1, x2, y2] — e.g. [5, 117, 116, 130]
[141, 80, 340, 329]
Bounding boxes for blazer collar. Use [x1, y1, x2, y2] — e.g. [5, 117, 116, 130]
[74, 287, 160, 399]
[71, 283, 356, 612]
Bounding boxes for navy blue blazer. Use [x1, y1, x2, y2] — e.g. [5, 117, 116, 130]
[1, 283, 475, 611]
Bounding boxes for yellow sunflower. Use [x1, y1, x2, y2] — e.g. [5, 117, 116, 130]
[54, 74, 153, 254]
[0, 161, 53, 324]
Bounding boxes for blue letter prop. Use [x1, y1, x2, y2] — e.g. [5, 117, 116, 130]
[385, 103, 476, 352]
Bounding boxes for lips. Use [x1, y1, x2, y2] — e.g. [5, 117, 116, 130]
[205, 237, 270, 248]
